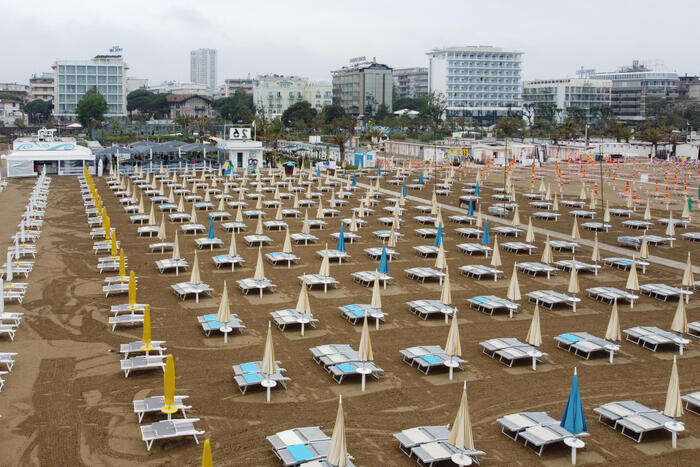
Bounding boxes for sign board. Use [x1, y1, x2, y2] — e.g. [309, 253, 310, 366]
[229, 127, 251, 140]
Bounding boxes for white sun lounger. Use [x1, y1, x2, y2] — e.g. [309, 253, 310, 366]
[171, 282, 213, 301]
[681, 392, 700, 415]
[198, 314, 246, 336]
[155, 258, 189, 274]
[516, 262, 558, 279]
[299, 274, 339, 292]
[121, 355, 166, 377]
[109, 313, 145, 331]
[502, 242, 536, 254]
[406, 299, 456, 320]
[623, 326, 690, 352]
[455, 227, 482, 238]
[459, 265, 503, 280]
[120, 340, 166, 358]
[399, 345, 466, 375]
[497, 412, 559, 440]
[0, 325, 18, 341]
[469, 296, 519, 316]
[233, 362, 290, 395]
[555, 332, 619, 359]
[270, 309, 318, 331]
[555, 259, 601, 275]
[329, 361, 383, 384]
[133, 395, 190, 422]
[622, 220, 653, 230]
[267, 427, 336, 466]
[352, 270, 393, 287]
[526, 290, 580, 310]
[595, 402, 675, 443]
[681, 232, 700, 242]
[339, 304, 385, 325]
[290, 233, 318, 245]
[689, 321, 700, 338]
[480, 338, 547, 367]
[519, 423, 584, 456]
[266, 252, 300, 267]
[456, 243, 491, 256]
[212, 254, 244, 270]
[244, 234, 273, 247]
[394, 425, 449, 456]
[237, 278, 276, 297]
[140, 418, 204, 451]
[603, 257, 650, 273]
[0, 312, 23, 326]
[405, 267, 446, 283]
[639, 283, 692, 301]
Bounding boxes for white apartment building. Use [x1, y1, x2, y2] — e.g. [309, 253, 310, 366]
[393, 67, 428, 99]
[522, 78, 612, 123]
[126, 77, 149, 93]
[0, 99, 26, 126]
[190, 48, 217, 91]
[29, 73, 54, 101]
[253, 75, 332, 119]
[148, 81, 212, 96]
[427, 46, 523, 125]
[52, 53, 128, 118]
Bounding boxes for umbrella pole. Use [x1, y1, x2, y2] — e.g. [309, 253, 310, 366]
[361, 372, 366, 392]
[532, 355, 537, 371]
[571, 445, 577, 465]
[375, 316, 379, 330]
[301, 322, 305, 336]
[224, 330, 228, 343]
[266, 385, 271, 403]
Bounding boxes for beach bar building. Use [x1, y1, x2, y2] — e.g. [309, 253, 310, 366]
[3, 128, 95, 177]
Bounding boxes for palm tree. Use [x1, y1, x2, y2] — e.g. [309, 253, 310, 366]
[328, 117, 355, 167]
[637, 126, 668, 158]
[195, 116, 211, 142]
[174, 114, 193, 137]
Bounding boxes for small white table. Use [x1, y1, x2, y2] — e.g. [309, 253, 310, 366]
[664, 421, 684, 449]
[564, 436, 585, 465]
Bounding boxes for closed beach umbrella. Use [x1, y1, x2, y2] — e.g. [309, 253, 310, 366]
[553, 195, 559, 211]
[110, 233, 118, 257]
[434, 222, 444, 247]
[525, 217, 535, 243]
[201, 439, 213, 467]
[571, 217, 581, 241]
[663, 356, 683, 418]
[235, 205, 243, 222]
[665, 211, 675, 236]
[603, 202, 611, 223]
[481, 219, 489, 245]
[275, 203, 282, 221]
[358, 316, 374, 391]
[371, 275, 382, 328]
[141, 305, 153, 351]
[296, 281, 312, 336]
[255, 214, 263, 235]
[255, 196, 263, 209]
[440, 267, 452, 307]
[161, 354, 177, 418]
[177, 195, 185, 213]
[512, 206, 521, 226]
[435, 239, 447, 270]
[302, 210, 310, 234]
[337, 225, 346, 252]
[541, 235, 553, 264]
[158, 214, 168, 241]
[625, 257, 639, 291]
[378, 243, 389, 274]
[682, 253, 694, 301]
[128, 271, 137, 307]
[591, 233, 601, 263]
[172, 231, 181, 261]
[490, 236, 502, 269]
[327, 396, 348, 466]
[148, 202, 157, 225]
[526, 302, 542, 347]
[216, 281, 232, 342]
[560, 368, 588, 436]
[568, 265, 580, 295]
[605, 300, 621, 341]
[448, 382, 475, 451]
[254, 247, 265, 280]
[644, 200, 651, 220]
[388, 227, 397, 248]
[319, 244, 331, 276]
[261, 322, 277, 402]
[435, 208, 444, 229]
[639, 233, 649, 259]
[670, 297, 688, 334]
[190, 251, 201, 284]
[507, 264, 521, 301]
[282, 229, 293, 255]
[228, 231, 238, 257]
[316, 199, 324, 219]
[444, 312, 461, 380]
[190, 204, 198, 224]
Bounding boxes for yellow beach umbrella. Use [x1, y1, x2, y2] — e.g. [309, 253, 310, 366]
[161, 354, 177, 417]
[327, 396, 348, 467]
[141, 305, 154, 351]
[110, 233, 118, 257]
[448, 382, 475, 452]
[128, 271, 137, 307]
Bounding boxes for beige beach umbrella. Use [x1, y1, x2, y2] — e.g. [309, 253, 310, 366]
[177, 194, 185, 213]
[254, 247, 265, 280]
[605, 300, 622, 342]
[255, 196, 263, 210]
[261, 322, 277, 403]
[190, 204, 198, 224]
[316, 199, 324, 219]
[172, 231, 181, 261]
[273, 186, 280, 201]
[490, 236, 502, 269]
[588, 195, 596, 210]
[217, 196, 225, 212]
[216, 281, 232, 342]
[603, 202, 611, 223]
[591, 232, 601, 263]
[434, 208, 444, 228]
[326, 396, 348, 467]
[663, 356, 683, 418]
[235, 205, 243, 223]
[670, 297, 688, 334]
[553, 195, 559, 211]
[228, 231, 238, 257]
[319, 244, 331, 277]
[371, 275, 382, 310]
[475, 205, 482, 228]
[282, 228, 293, 255]
[190, 250, 201, 284]
[665, 211, 675, 236]
[539, 179, 546, 194]
[571, 216, 581, 240]
[255, 214, 263, 235]
[204, 190, 211, 203]
[545, 184, 552, 201]
[525, 217, 535, 243]
[302, 210, 310, 234]
[444, 312, 462, 380]
[388, 227, 397, 248]
[274, 203, 283, 221]
[511, 206, 521, 226]
[431, 191, 438, 214]
[644, 200, 651, 220]
[349, 212, 358, 233]
[393, 210, 400, 230]
[579, 184, 586, 200]
[568, 264, 580, 294]
[440, 267, 452, 307]
[138, 194, 145, 214]
[682, 252, 694, 289]
[448, 382, 475, 452]
[358, 203, 366, 218]
[626, 257, 640, 291]
[237, 188, 244, 202]
[293, 192, 299, 209]
[507, 264, 521, 301]
[526, 302, 542, 347]
[157, 214, 167, 241]
[435, 239, 447, 270]
[639, 233, 649, 259]
[358, 316, 374, 391]
[168, 188, 175, 204]
[148, 202, 157, 225]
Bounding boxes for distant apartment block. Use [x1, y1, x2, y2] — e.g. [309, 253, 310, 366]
[392, 67, 428, 99]
[522, 78, 612, 123]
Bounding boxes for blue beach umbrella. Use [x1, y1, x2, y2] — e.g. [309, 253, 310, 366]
[434, 222, 444, 247]
[482, 219, 490, 245]
[316, 164, 320, 177]
[418, 172, 424, 184]
[377, 164, 381, 176]
[352, 174, 357, 186]
[474, 181, 481, 196]
[402, 182, 407, 197]
[560, 368, 588, 435]
[467, 199, 474, 216]
[378, 243, 389, 274]
[337, 225, 346, 252]
[207, 217, 215, 240]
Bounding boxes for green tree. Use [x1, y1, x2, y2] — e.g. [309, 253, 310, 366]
[213, 89, 255, 122]
[109, 118, 123, 134]
[555, 118, 580, 141]
[495, 116, 523, 138]
[375, 103, 390, 122]
[637, 125, 669, 158]
[320, 103, 346, 123]
[195, 116, 211, 141]
[174, 114, 194, 136]
[327, 117, 355, 165]
[13, 117, 27, 136]
[392, 96, 422, 112]
[24, 99, 53, 124]
[76, 87, 108, 133]
[281, 100, 317, 127]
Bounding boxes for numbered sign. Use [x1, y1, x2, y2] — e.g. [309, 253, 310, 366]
[229, 127, 251, 140]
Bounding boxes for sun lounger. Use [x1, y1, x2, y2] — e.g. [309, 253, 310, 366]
[198, 314, 246, 336]
[497, 412, 559, 440]
[339, 304, 386, 325]
[329, 361, 383, 384]
[659, 218, 689, 228]
[0, 312, 23, 326]
[137, 225, 160, 237]
[623, 326, 690, 352]
[267, 427, 333, 466]
[547, 240, 578, 252]
[237, 278, 276, 296]
[587, 287, 638, 306]
[306, 219, 327, 229]
[569, 209, 595, 218]
[555, 332, 619, 359]
[681, 232, 700, 242]
[593, 401, 656, 427]
[155, 258, 189, 274]
[120, 355, 166, 377]
[456, 243, 492, 256]
[406, 299, 456, 320]
[400, 345, 466, 375]
[0, 352, 18, 372]
[405, 267, 446, 283]
[180, 223, 206, 235]
[689, 321, 700, 338]
[315, 249, 349, 262]
[502, 242, 536, 254]
[480, 338, 547, 367]
[618, 235, 674, 249]
[526, 290, 580, 310]
[331, 231, 361, 243]
[232, 362, 290, 394]
[194, 237, 224, 250]
[364, 247, 398, 260]
[595, 402, 675, 443]
[299, 274, 339, 292]
[519, 423, 582, 456]
[0, 324, 18, 341]
[120, 340, 166, 358]
[516, 262, 558, 279]
[449, 215, 476, 224]
[394, 425, 450, 455]
[309, 344, 355, 365]
[469, 296, 519, 316]
[413, 245, 441, 257]
[681, 392, 700, 415]
[639, 283, 692, 301]
[373, 230, 404, 241]
[171, 282, 213, 301]
[488, 206, 509, 217]
[603, 257, 649, 274]
[622, 220, 653, 230]
[555, 259, 601, 275]
[290, 233, 318, 245]
[220, 221, 246, 232]
[133, 395, 190, 422]
[270, 309, 318, 331]
[266, 252, 300, 267]
[244, 234, 273, 247]
[140, 418, 204, 451]
[493, 226, 522, 237]
[109, 312, 145, 331]
[459, 265, 503, 280]
[352, 270, 393, 287]
[455, 227, 482, 238]
[414, 216, 437, 225]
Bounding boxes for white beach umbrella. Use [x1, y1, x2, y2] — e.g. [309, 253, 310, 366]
[254, 247, 265, 280]
[261, 322, 277, 403]
[216, 281, 232, 343]
[190, 250, 201, 284]
[605, 299, 621, 342]
[663, 356, 683, 418]
[507, 264, 521, 302]
[326, 396, 348, 467]
[526, 302, 542, 347]
[358, 316, 374, 391]
[448, 382, 475, 453]
[444, 312, 462, 380]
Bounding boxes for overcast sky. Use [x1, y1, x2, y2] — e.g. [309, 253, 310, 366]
[3, 0, 699, 86]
